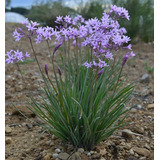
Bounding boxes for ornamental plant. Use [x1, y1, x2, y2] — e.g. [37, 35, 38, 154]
[6, 5, 135, 150]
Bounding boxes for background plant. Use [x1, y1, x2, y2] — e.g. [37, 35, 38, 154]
[6, 5, 135, 150]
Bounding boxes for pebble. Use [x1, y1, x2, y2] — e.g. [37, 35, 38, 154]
[130, 108, 137, 113]
[68, 152, 81, 160]
[44, 154, 51, 160]
[144, 143, 151, 150]
[87, 152, 91, 156]
[129, 149, 134, 155]
[122, 129, 133, 139]
[147, 103, 154, 109]
[132, 127, 144, 134]
[52, 153, 59, 158]
[140, 73, 150, 83]
[11, 105, 35, 117]
[133, 147, 150, 157]
[45, 140, 51, 145]
[5, 137, 12, 144]
[99, 148, 107, 155]
[124, 143, 132, 150]
[55, 148, 61, 153]
[77, 148, 84, 153]
[51, 134, 56, 140]
[26, 123, 32, 130]
[90, 151, 94, 154]
[136, 104, 142, 109]
[5, 126, 12, 134]
[139, 157, 146, 160]
[58, 152, 70, 160]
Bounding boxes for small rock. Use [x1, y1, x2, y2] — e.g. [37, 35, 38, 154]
[122, 129, 133, 139]
[16, 85, 24, 91]
[5, 126, 12, 134]
[132, 127, 144, 134]
[52, 153, 59, 158]
[58, 152, 70, 160]
[133, 147, 150, 157]
[51, 134, 56, 140]
[136, 104, 142, 109]
[5, 137, 12, 144]
[129, 149, 134, 155]
[69, 152, 81, 160]
[99, 148, 107, 156]
[90, 151, 94, 154]
[139, 157, 146, 160]
[87, 152, 91, 156]
[130, 108, 137, 113]
[77, 148, 84, 153]
[44, 154, 51, 160]
[140, 73, 150, 83]
[11, 105, 35, 117]
[147, 103, 154, 109]
[45, 140, 51, 145]
[91, 153, 100, 159]
[55, 148, 61, 153]
[124, 143, 132, 150]
[144, 143, 151, 150]
[26, 123, 32, 130]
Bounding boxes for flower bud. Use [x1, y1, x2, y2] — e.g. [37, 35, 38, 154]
[57, 67, 62, 76]
[97, 69, 104, 79]
[45, 64, 48, 75]
[53, 43, 62, 55]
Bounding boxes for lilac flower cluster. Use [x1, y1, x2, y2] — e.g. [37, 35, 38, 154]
[9, 5, 135, 70]
[5, 50, 30, 64]
[110, 5, 130, 20]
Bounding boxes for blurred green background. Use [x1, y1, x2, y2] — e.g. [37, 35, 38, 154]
[5, 0, 154, 43]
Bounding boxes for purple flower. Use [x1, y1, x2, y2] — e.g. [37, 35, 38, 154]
[64, 15, 72, 24]
[56, 16, 63, 23]
[24, 52, 30, 58]
[122, 51, 135, 66]
[35, 35, 43, 44]
[36, 27, 44, 35]
[21, 18, 29, 25]
[43, 30, 53, 40]
[104, 51, 114, 60]
[14, 50, 23, 62]
[123, 44, 132, 50]
[26, 23, 37, 31]
[5, 50, 30, 64]
[5, 50, 15, 64]
[13, 29, 24, 41]
[97, 59, 109, 68]
[31, 21, 40, 27]
[110, 5, 130, 20]
[82, 62, 92, 68]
